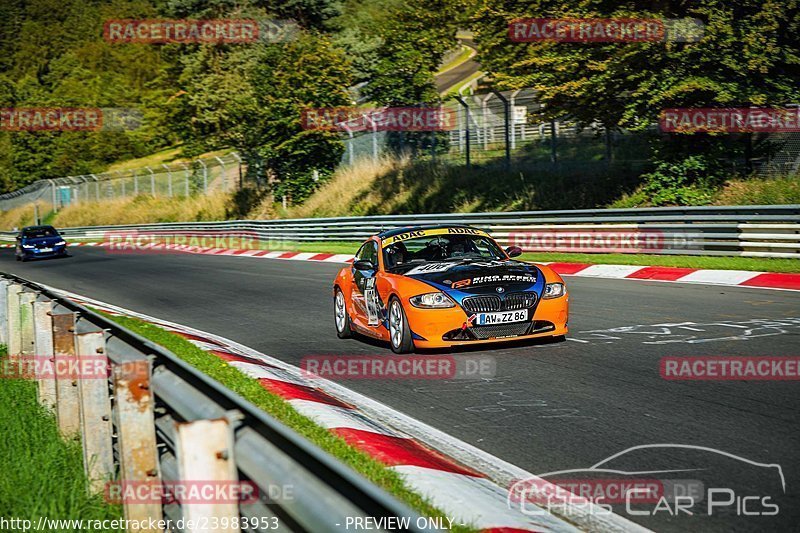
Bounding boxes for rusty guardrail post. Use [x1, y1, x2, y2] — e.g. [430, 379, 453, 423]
[74, 317, 114, 493]
[52, 305, 81, 437]
[33, 294, 56, 411]
[0, 278, 8, 345]
[19, 290, 36, 358]
[6, 282, 23, 358]
[112, 358, 163, 529]
[174, 416, 240, 532]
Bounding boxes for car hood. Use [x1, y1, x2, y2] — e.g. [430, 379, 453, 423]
[402, 259, 543, 302]
[22, 236, 63, 245]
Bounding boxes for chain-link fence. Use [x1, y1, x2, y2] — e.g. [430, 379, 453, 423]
[342, 89, 800, 177]
[0, 152, 243, 213]
[342, 89, 654, 175]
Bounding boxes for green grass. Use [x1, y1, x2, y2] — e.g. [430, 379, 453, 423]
[0, 347, 123, 531]
[101, 314, 478, 533]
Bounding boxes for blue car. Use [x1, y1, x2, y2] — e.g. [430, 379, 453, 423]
[15, 225, 68, 261]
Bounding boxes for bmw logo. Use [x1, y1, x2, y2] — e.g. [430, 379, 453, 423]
[495, 286, 505, 293]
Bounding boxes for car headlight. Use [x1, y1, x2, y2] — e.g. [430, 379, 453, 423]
[21, 244, 34, 249]
[409, 292, 455, 309]
[543, 282, 565, 299]
[55, 240, 66, 246]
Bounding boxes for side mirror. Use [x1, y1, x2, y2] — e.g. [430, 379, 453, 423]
[15, 235, 21, 241]
[505, 246, 523, 258]
[353, 259, 375, 271]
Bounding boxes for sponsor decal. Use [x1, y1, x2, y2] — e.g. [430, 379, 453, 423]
[660, 108, 800, 133]
[470, 274, 536, 285]
[404, 263, 455, 275]
[381, 227, 490, 247]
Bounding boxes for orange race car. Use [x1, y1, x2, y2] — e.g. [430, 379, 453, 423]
[333, 225, 568, 353]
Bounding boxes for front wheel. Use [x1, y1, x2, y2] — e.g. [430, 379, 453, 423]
[388, 297, 414, 354]
[334, 288, 352, 339]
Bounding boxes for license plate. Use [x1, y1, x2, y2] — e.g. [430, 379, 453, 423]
[476, 309, 528, 325]
[39, 247, 52, 252]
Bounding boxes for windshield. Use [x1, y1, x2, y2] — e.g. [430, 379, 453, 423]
[383, 234, 506, 270]
[22, 227, 58, 239]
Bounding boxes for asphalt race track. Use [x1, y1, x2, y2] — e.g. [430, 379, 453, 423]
[3, 247, 799, 532]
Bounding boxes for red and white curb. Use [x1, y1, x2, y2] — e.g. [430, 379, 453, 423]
[45, 285, 647, 533]
[52, 241, 800, 292]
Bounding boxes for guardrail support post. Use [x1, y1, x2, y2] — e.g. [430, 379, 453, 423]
[52, 307, 81, 437]
[33, 295, 56, 411]
[175, 417, 239, 532]
[6, 282, 23, 358]
[75, 319, 114, 493]
[113, 359, 163, 528]
[19, 291, 36, 358]
[0, 278, 9, 345]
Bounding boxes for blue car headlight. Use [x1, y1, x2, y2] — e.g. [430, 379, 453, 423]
[55, 240, 66, 246]
[21, 244, 34, 249]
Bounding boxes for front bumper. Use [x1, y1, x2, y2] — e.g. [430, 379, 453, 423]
[404, 293, 569, 349]
[20, 246, 67, 259]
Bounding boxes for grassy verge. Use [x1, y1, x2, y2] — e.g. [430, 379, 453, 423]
[50, 193, 233, 228]
[102, 314, 477, 532]
[0, 347, 123, 529]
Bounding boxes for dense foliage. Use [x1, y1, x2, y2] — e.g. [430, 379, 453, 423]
[0, 0, 797, 206]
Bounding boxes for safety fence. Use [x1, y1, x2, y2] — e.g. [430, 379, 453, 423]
[0, 152, 243, 213]
[1, 205, 798, 258]
[0, 273, 425, 532]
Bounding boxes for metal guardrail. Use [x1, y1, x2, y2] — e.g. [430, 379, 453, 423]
[2, 205, 798, 258]
[0, 273, 426, 533]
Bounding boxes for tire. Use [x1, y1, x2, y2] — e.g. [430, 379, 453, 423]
[388, 297, 414, 354]
[334, 288, 352, 339]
